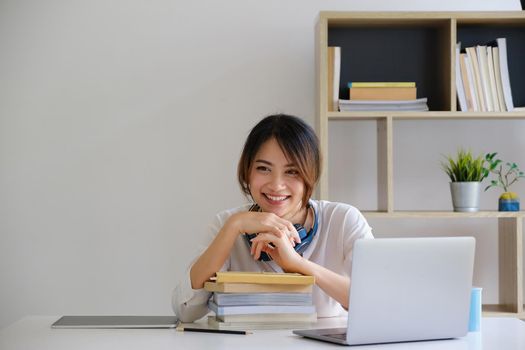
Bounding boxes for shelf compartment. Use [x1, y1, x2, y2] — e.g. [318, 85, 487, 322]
[457, 22, 525, 108]
[326, 19, 452, 112]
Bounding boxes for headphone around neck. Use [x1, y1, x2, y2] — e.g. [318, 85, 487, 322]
[243, 202, 318, 261]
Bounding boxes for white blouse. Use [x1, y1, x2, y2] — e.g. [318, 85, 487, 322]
[172, 200, 374, 322]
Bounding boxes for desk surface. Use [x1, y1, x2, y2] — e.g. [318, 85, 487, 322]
[1, 316, 524, 350]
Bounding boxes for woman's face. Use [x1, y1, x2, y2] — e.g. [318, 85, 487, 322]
[248, 138, 306, 221]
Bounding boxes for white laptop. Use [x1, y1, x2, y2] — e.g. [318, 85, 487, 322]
[293, 237, 475, 345]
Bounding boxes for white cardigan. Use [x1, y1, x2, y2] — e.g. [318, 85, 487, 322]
[172, 200, 373, 322]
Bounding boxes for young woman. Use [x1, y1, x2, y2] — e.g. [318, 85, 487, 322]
[172, 114, 373, 322]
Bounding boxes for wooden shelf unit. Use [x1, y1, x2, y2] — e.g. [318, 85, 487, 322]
[316, 12, 525, 318]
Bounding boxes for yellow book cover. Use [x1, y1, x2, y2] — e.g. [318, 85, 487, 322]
[348, 82, 416, 88]
[204, 282, 313, 293]
[212, 271, 315, 285]
[349, 87, 416, 100]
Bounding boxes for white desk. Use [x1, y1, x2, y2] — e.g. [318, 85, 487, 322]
[0, 316, 524, 350]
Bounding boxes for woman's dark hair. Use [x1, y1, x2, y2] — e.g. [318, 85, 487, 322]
[237, 114, 321, 207]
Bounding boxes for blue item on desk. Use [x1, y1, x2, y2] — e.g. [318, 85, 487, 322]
[469, 287, 482, 332]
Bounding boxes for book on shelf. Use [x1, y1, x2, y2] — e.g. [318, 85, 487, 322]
[206, 316, 316, 330]
[208, 300, 316, 316]
[455, 43, 468, 111]
[348, 87, 417, 100]
[459, 53, 475, 111]
[204, 281, 313, 293]
[463, 54, 480, 111]
[462, 38, 514, 112]
[338, 98, 428, 112]
[492, 47, 506, 112]
[486, 47, 501, 112]
[212, 292, 313, 306]
[348, 82, 415, 88]
[459, 53, 480, 112]
[494, 38, 514, 111]
[476, 45, 494, 112]
[466, 47, 486, 111]
[328, 46, 341, 112]
[211, 271, 315, 285]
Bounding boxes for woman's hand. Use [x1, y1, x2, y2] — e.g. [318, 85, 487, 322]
[189, 211, 298, 289]
[227, 211, 301, 246]
[249, 229, 304, 272]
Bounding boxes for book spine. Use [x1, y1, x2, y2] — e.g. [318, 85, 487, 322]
[213, 293, 313, 306]
[348, 82, 416, 88]
[215, 312, 318, 323]
[349, 87, 416, 100]
[327, 47, 334, 111]
[492, 47, 506, 113]
[466, 47, 486, 111]
[327, 47, 341, 112]
[215, 273, 315, 285]
[476, 45, 494, 112]
[333, 47, 341, 111]
[209, 301, 316, 316]
[497, 38, 514, 111]
[205, 282, 313, 293]
[459, 53, 474, 111]
[463, 55, 479, 112]
[455, 43, 468, 112]
[486, 47, 500, 112]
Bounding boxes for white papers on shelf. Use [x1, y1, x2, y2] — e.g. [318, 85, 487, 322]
[338, 98, 429, 112]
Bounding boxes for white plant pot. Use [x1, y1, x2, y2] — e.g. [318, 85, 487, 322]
[450, 182, 481, 212]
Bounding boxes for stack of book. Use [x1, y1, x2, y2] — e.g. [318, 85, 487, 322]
[204, 271, 316, 330]
[456, 38, 515, 112]
[338, 82, 429, 112]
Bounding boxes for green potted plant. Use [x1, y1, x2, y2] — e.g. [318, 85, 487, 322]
[442, 149, 488, 212]
[484, 152, 525, 211]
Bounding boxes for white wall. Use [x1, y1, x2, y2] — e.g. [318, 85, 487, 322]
[0, 0, 522, 329]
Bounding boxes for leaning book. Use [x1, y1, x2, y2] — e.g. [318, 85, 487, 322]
[328, 46, 341, 112]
